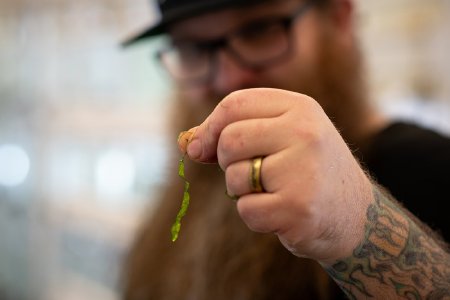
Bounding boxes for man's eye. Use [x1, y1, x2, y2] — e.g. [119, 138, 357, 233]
[176, 43, 207, 60]
[238, 20, 280, 40]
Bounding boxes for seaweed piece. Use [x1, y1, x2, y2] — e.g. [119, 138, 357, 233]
[171, 155, 190, 242]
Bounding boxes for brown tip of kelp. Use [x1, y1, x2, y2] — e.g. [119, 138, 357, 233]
[177, 127, 198, 154]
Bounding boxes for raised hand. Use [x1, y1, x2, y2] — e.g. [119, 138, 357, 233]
[179, 88, 373, 263]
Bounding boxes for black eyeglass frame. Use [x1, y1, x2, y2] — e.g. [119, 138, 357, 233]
[156, 0, 315, 85]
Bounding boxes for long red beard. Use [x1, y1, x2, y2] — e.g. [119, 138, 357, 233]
[123, 23, 367, 300]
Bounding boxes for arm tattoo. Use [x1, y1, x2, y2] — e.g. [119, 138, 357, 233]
[326, 185, 450, 299]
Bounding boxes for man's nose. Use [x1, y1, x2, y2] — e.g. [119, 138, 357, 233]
[211, 49, 260, 95]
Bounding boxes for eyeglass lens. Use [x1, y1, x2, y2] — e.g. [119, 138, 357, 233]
[228, 20, 290, 65]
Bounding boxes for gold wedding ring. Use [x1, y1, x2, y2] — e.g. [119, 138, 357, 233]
[250, 157, 265, 193]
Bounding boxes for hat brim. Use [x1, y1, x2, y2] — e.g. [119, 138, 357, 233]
[121, 23, 166, 47]
[121, 0, 267, 47]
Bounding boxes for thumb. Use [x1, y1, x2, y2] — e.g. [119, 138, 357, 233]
[177, 123, 218, 163]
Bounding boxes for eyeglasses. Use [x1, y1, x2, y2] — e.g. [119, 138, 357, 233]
[156, 0, 315, 84]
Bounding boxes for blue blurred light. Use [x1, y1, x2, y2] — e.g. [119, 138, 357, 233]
[0, 144, 30, 187]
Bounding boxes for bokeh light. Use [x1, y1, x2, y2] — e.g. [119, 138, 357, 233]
[0, 144, 30, 187]
[95, 149, 136, 199]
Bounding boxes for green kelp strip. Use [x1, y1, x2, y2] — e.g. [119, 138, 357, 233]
[171, 155, 190, 242]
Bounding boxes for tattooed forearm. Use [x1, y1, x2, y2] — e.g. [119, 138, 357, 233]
[326, 185, 450, 299]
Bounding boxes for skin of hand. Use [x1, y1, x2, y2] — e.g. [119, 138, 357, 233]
[178, 88, 374, 264]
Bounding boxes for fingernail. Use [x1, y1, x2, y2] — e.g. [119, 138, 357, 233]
[187, 139, 201, 159]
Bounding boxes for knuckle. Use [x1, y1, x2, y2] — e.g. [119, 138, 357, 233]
[237, 200, 273, 233]
[225, 165, 242, 192]
[292, 124, 323, 148]
[225, 89, 246, 103]
[220, 90, 247, 112]
[218, 125, 244, 155]
[290, 116, 329, 152]
[206, 118, 222, 140]
[297, 94, 322, 111]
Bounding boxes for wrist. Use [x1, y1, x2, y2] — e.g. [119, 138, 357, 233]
[320, 171, 374, 266]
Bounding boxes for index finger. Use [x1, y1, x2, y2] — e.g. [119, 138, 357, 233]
[182, 88, 300, 163]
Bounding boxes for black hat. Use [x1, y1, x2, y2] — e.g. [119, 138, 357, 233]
[122, 0, 268, 47]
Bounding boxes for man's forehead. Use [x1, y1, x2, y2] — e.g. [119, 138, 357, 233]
[168, 0, 301, 40]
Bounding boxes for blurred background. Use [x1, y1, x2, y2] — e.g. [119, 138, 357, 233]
[0, 0, 449, 299]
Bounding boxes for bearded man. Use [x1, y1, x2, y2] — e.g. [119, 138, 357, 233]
[122, 0, 450, 299]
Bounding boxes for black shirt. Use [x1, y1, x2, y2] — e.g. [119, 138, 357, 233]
[362, 122, 450, 241]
